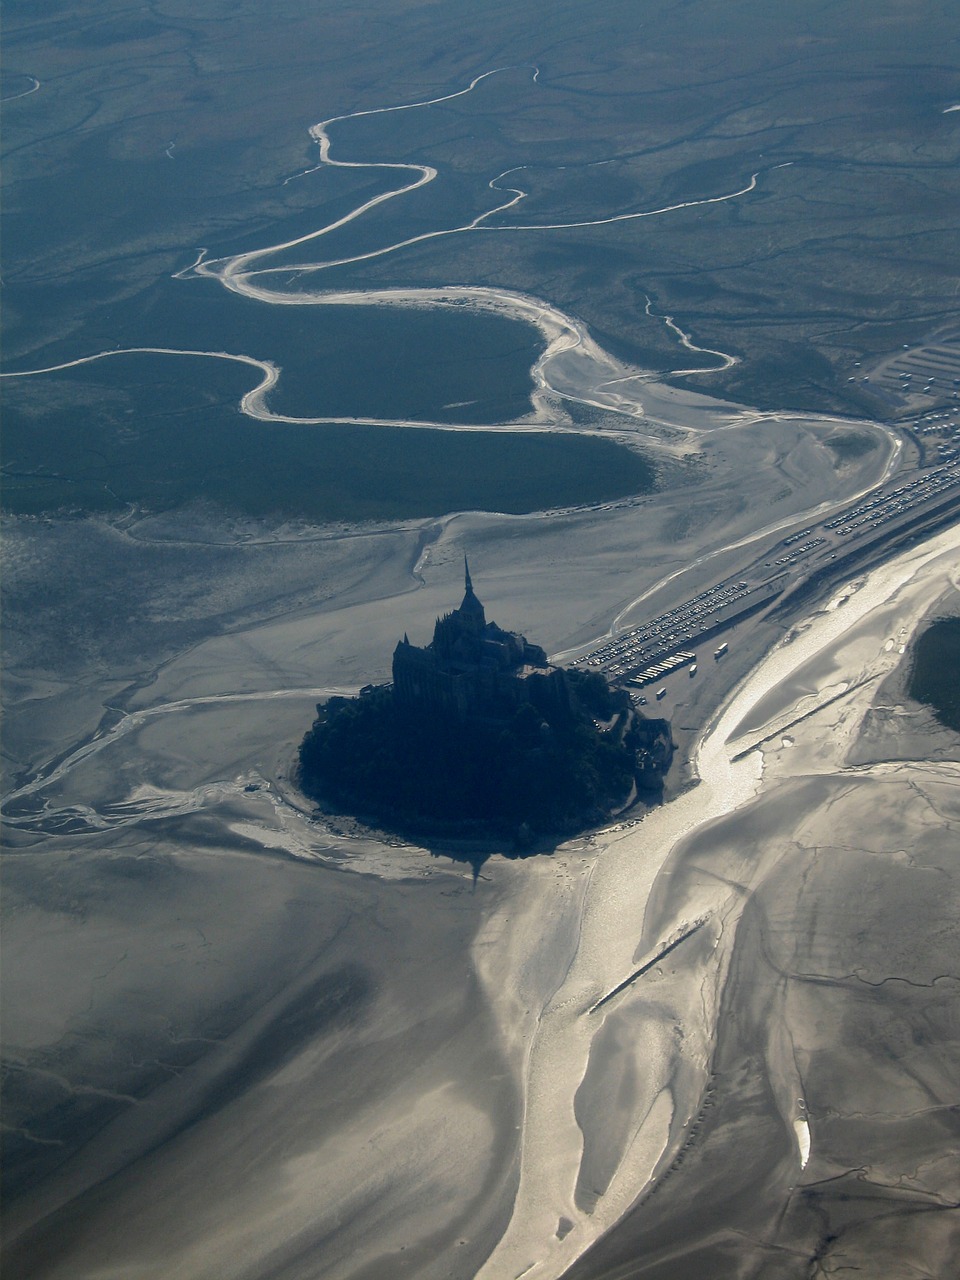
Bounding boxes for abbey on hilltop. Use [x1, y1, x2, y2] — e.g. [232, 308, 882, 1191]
[391, 559, 570, 723]
[298, 559, 673, 848]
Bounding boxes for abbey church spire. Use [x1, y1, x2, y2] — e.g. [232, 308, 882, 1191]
[459, 554, 485, 621]
[393, 558, 558, 719]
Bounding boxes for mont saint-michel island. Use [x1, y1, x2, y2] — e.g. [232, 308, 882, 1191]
[298, 561, 673, 845]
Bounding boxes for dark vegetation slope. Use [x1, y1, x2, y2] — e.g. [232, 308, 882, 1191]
[298, 669, 672, 845]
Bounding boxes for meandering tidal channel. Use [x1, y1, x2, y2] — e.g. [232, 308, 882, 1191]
[5, 65, 956, 1280]
[5, 67, 763, 435]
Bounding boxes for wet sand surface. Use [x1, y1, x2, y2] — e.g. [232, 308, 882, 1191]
[562, 532, 960, 1280]
[2, 420, 957, 1277]
[3, 839, 522, 1279]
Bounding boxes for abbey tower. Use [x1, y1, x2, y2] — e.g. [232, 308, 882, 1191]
[391, 559, 570, 722]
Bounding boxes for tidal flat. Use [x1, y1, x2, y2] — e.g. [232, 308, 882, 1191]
[2, 372, 657, 521]
[4, 508, 957, 1280]
[4, 427, 958, 1278]
[3, 1, 960, 1276]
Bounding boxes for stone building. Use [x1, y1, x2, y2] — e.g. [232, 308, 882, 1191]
[392, 559, 570, 721]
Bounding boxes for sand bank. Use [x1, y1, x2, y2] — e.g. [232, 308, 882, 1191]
[470, 523, 959, 1280]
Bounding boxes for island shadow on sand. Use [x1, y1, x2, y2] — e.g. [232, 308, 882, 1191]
[297, 560, 674, 867]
